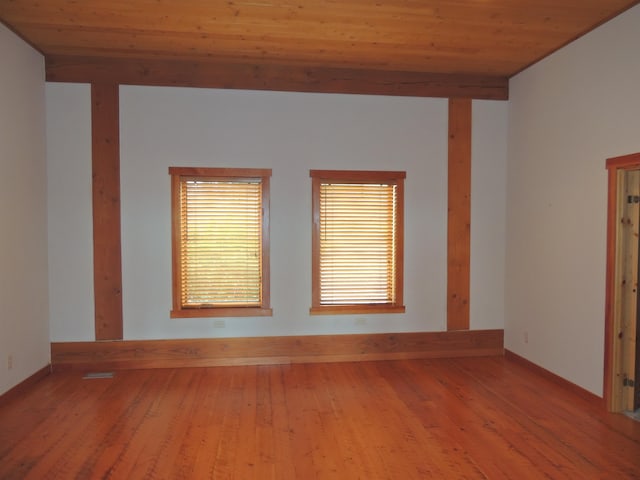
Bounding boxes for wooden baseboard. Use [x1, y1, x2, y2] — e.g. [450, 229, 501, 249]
[51, 329, 503, 371]
[0, 365, 51, 406]
[504, 349, 604, 408]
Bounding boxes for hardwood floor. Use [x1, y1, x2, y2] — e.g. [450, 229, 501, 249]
[1, 356, 639, 479]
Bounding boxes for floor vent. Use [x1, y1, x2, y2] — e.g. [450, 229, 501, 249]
[82, 372, 115, 379]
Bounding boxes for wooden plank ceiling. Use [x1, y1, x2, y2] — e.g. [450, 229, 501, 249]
[0, 0, 637, 99]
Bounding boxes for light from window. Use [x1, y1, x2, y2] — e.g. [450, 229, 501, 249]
[310, 170, 406, 315]
[169, 167, 272, 318]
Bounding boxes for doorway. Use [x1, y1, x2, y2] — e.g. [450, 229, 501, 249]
[604, 153, 640, 413]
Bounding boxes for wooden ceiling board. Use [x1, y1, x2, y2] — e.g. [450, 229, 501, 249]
[1, 0, 638, 97]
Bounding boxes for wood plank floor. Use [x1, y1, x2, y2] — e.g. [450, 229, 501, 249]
[1, 356, 639, 479]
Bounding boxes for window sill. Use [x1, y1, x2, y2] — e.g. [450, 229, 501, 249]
[171, 307, 273, 318]
[309, 305, 406, 316]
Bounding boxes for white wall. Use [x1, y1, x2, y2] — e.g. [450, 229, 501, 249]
[506, 4, 640, 395]
[471, 100, 508, 330]
[46, 84, 507, 341]
[0, 24, 48, 394]
[121, 88, 447, 339]
[46, 83, 94, 341]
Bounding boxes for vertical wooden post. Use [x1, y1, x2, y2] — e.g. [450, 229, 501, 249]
[447, 98, 471, 331]
[91, 83, 123, 340]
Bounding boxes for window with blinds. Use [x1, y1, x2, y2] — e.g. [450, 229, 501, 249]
[310, 170, 406, 315]
[169, 167, 272, 318]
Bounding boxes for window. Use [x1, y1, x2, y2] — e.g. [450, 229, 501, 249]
[310, 170, 406, 315]
[169, 167, 272, 318]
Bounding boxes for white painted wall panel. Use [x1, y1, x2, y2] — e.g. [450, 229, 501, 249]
[506, 4, 640, 395]
[0, 24, 48, 394]
[118, 87, 450, 339]
[471, 100, 508, 330]
[46, 83, 94, 342]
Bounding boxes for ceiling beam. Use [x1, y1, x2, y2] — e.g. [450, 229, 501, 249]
[46, 55, 509, 100]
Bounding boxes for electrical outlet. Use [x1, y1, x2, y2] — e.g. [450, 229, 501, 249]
[213, 319, 226, 328]
[7, 354, 13, 370]
[524, 332, 529, 344]
[355, 317, 367, 326]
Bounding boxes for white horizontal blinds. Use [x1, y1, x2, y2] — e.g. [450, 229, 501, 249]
[319, 182, 397, 305]
[180, 177, 262, 307]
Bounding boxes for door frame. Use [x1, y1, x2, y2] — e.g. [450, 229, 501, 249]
[604, 152, 640, 411]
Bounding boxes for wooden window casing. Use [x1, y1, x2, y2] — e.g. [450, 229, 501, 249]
[169, 167, 272, 318]
[310, 170, 406, 315]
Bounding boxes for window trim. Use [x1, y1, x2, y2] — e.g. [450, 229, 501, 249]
[169, 167, 272, 318]
[310, 169, 406, 315]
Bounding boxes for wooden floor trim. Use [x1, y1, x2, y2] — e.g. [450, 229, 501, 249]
[0, 365, 51, 406]
[51, 329, 503, 371]
[504, 349, 604, 409]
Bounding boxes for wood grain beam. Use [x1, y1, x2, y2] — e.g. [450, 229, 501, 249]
[91, 83, 123, 341]
[50, 330, 504, 371]
[46, 55, 509, 100]
[447, 98, 472, 331]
